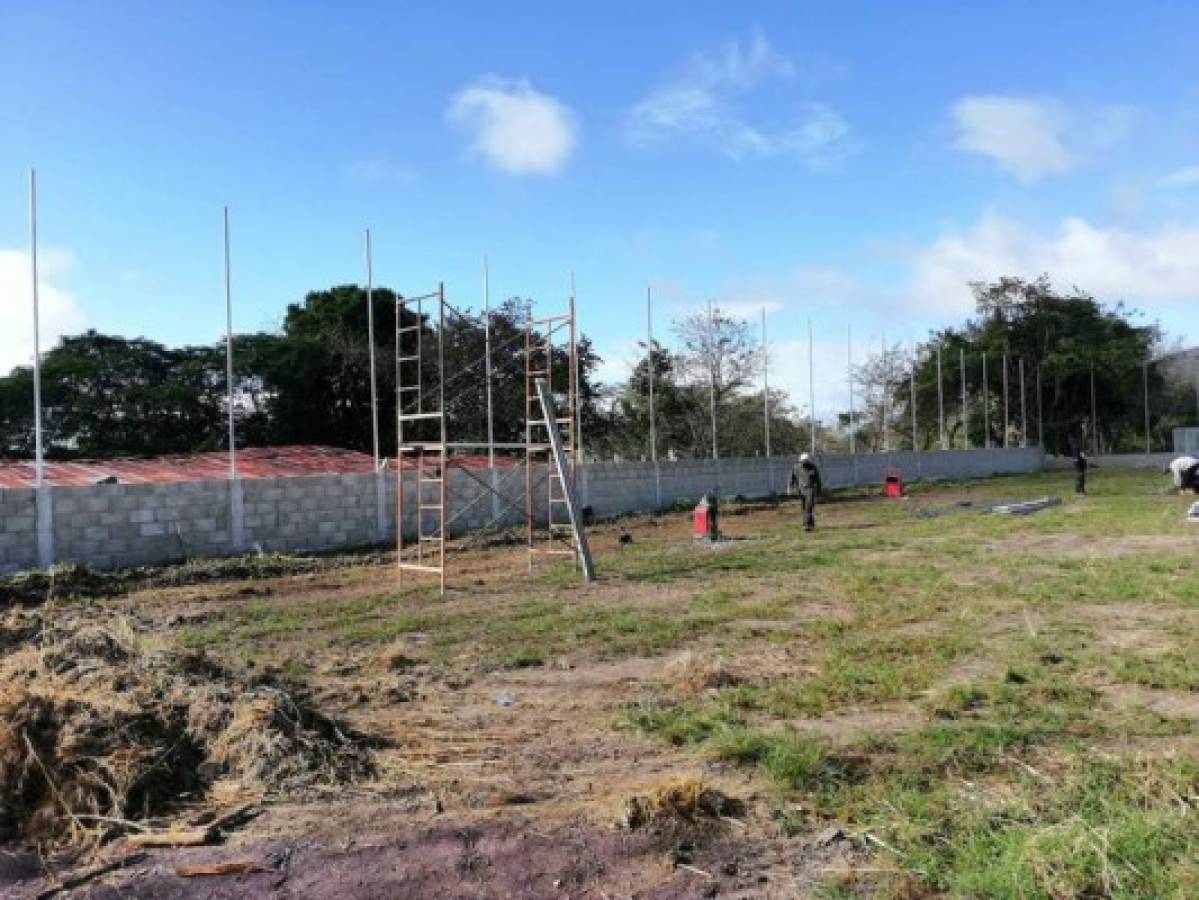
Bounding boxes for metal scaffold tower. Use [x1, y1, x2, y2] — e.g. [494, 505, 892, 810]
[395, 286, 593, 594]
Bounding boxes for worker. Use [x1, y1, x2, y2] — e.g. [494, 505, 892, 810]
[1166, 456, 1199, 494]
[789, 452, 823, 531]
[1073, 449, 1088, 495]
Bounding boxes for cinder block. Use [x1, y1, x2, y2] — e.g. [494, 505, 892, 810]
[139, 522, 167, 537]
[4, 515, 35, 533]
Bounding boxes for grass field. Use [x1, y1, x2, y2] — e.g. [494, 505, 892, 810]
[16, 467, 1199, 897]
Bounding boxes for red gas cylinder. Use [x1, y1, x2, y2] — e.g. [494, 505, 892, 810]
[693, 493, 719, 541]
[883, 466, 904, 498]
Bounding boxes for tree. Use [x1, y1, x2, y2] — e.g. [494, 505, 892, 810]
[673, 306, 762, 457]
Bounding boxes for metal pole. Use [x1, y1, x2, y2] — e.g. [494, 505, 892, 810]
[29, 170, 45, 488]
[881, 332, 888, 452]
[982, 352, 990, 448]
[571, 271, 582, 461]
[1019, 357, 1027, 448]
[936, 346, 946, 450]
[708, 299, 718, 460]
[808, 317, 816, 455]
[223, 206, 237, 479]
[1037, 364, 1043, 449]
[1090, 362, 1098, 455]
[910, 341, 918, 450]
[960, 347, 969, 449]
[1002, 352, 1010, 448]
[365, 229, 379, 469]
[648, 287, 660, 507]
[483, 254, 495, 467]
[847, 325, 855, 455]
[1143, 358, 1151, 454]
[762, 307, 771, 457]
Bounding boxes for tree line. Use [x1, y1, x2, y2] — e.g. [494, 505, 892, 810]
[1, 277, 1194, 460]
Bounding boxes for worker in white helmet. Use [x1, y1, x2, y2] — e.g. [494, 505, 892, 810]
[788, 452, 823, 531]
[1166, 456, 1199, 493]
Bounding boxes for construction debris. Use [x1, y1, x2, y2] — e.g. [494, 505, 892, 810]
[989, 497, 1062, 516]
[177, 860, 264, 878]
[0, 608, 372, 848]
[618, 776, 742, 831]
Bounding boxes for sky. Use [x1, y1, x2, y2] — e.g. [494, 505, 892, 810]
[3, 1, 1199, 416]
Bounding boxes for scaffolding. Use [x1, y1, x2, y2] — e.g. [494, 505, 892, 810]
[395, 286, 591, 594]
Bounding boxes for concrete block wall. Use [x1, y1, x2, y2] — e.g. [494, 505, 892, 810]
[51, 480, 235, 570]
[0, 448, 1044, 574]
[1045, 452, 1175, 471]
[0, 488, 39, 574]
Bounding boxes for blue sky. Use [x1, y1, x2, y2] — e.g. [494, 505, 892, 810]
[3, 1, 1198, 412]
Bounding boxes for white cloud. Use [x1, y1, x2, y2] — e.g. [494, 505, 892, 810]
[346, 159, 416, 185]
[949, 95, 1140, 183]
[950, 96, 1076, 182]
[626, 34, 853, 168]
[447, 77, 577, 176]
[0, 248, 86, 375]
[1158, 165, 1199, 189]
[909, 214, 1199, 314]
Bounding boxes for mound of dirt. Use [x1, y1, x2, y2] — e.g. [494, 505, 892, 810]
[0, 608, 373, 848]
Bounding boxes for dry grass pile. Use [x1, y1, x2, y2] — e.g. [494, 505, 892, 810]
[619, 775, 742, 831]
[0, 607, 372, 848]
[663, 650, 738, 695]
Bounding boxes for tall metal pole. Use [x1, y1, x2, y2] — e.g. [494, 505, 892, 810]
[647, 287, 661, 507]
[365, 229, 379, 470]
[808, 317, 816, 455]
[960, 347, 969, 449]
[881, 332, 889, 452]
[29, 170, 45, 489]
[1037, 364, 1044, 449]
[571, 271, 582, 462]
[647, 288, 657, 462]
[1019, 357, 1027, 448]
[708, 299, 718, 460]
[1090, 362, 1099, 455]
[223, 206, 237, 479]
[982, 353, 990, 449]
[762, 307, 771, 457]
[909, 341, 918, 450]
[1143, 358, 1151, 454]
[483, 254, 495, 467]
[936, 346, 946, 450]
[847, 325, 855, 455]
[1002, 352, 1010, 448]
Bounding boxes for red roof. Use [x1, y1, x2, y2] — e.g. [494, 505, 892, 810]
[0, 446, 513, 488]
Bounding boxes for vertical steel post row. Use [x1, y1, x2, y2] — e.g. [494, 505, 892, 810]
[223, 206, 237, 480]
[366, 229, 379, 469]
[395, 298, 403, 587]
[960, 347, 969, 449]
[762, 308, 771, 457]
[847, 325, 855, 455]
[29, 170, 44, 490]
[982, 353, 990, 449]
[910, 342, 918, 451]
[1002, 352, 1010, 448]
[483, 255, 495, 467]
[808, 318, 817, 455]
[1037, 364, 1043, 449]
[1019, 358, 1027, 448]
[1143, 358, 1151, 455]
[647, 288, 660, 507]
[708, 300, 718, 460]
[1090, 363, 1099, 455]
[937, 346, 946, 450]
[438, 284, 447, 596]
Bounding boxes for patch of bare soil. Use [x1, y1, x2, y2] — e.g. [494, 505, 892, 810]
[1, 816, 868, 899]
[1077, 602, 1191, 655]
[1099, 683, 1199, 723]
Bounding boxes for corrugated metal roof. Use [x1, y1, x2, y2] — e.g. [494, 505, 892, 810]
[0, 446, 517, 488]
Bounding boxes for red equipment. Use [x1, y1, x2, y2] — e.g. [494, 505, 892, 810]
[883, 466, 904, 498]
[693, 493, 719, 541]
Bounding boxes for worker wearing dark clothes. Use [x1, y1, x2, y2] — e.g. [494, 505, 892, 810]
[789, 452, 822, 531]
[1073, 450, 1088, 495]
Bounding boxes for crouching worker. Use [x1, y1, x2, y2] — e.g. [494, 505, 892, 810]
[1167, 455, 1199, 494]
[789, 452, 822, 531]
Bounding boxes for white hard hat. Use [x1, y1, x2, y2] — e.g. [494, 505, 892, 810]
[799, 452, 810, 462]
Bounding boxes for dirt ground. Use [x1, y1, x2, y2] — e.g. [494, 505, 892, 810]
[3, 471, 1197, 898]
